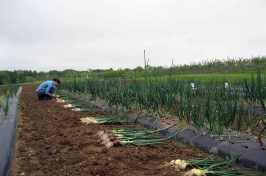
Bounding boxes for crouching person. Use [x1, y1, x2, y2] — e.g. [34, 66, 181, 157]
[36, 78, 61, 100]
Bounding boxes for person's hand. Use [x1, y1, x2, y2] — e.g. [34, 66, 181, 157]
[51, 94, 57, 99]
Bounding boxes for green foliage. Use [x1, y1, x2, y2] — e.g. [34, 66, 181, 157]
[59, 70, 266, 139]
[0, 71, 11, 85]
[0, 84, 20, 123]
[1, 55, 266, 84]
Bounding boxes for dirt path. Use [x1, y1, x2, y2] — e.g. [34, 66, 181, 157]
[9, 85, 258, 176]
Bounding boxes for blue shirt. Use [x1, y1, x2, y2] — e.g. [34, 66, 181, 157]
[36, 80, 55, 95]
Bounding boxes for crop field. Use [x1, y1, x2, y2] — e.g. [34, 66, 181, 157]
[59, 72, 266, 138]
[10, 85, 209, 176]
[8, 84, 265, 176]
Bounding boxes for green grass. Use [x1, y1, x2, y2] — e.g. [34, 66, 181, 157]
[175, 73, 252, 82]
[131, 73, 254, 84]
[11, 70, 266, 85]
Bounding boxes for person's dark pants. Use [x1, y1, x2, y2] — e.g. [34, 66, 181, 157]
[36, 88, 54, 101]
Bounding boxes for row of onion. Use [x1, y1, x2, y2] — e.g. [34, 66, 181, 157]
[96, 123, 182, 149]
[55, 89, 263, 175]
[58, 72, 266, 141]
[165, 154, 254, 176]
[0, 84, 20, 122]
[80, 116, 129, 125]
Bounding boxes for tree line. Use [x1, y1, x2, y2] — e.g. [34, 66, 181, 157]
[0, 55, 265, 85]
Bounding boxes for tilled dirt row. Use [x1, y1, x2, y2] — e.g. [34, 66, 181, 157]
[9, 85, 219, 176]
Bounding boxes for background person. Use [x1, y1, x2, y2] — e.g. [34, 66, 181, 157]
[36, 78, 61, 100]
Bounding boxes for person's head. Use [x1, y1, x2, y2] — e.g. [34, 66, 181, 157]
[53, 78, 61, 86]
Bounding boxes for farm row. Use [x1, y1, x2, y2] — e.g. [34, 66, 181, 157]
[0, 84, 20, 124]
[58, 72, 266, 140]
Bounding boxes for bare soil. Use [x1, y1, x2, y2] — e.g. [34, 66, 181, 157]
[9, 85, 261, 176]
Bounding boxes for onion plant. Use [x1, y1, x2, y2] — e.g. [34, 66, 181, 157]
[242, 70, 266, 137]
[80, 116, 130, 125]
[99, 127, 182, 149]
[204, 94, 215, 135]
[190, 99, 206, 135]
[0, 84, 20, 123]
[2, 97, 10, 116]
[167, 154, 243, 176]
[59, 71, 266, 140]
[97, 122, 183, 148]
[235, 102, 245, 137]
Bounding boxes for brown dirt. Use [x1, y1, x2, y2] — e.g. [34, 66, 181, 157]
[9, 85, 260, 176]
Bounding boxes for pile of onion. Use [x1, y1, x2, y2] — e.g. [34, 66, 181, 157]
[96, 131, 123, 148]
[183, 168, 204, 176]
[56, 98, 65, 103]
[63, 103, 73, 108]
[72, 108, 81, 111]
[80, 117, 98, 124]
[167, 159, 189, 170]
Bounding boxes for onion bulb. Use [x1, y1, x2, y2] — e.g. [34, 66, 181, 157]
[56, 98, 65, 103]
[189, 168, 204, 176]
[96, 131, 105, 137]
[174, 159, 188, 170]
[72, 108, 81, 111]
[63, 104, 73, 108]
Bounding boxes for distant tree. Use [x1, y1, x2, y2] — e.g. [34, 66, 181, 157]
[48, 70, 60, 78]
[0, 71, 11, 85]
[61, 69, 78, 78]
[25, 76, 35, 83]
[133, 66, 144, 72]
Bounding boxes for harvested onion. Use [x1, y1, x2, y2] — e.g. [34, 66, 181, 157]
[56, 98, 65, 103]
[174, 159, 188, 170]
[183, 168, 204, 176]
[63, 104, 73, 108]
[80, 117, 98, 124]
[72, 108, 81, 111]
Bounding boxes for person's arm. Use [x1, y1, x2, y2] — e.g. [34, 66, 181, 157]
[45, 82, 56, 98]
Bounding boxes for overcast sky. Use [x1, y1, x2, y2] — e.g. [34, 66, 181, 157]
[0, 0, 265, 72]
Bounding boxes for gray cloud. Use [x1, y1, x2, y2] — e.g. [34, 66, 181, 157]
[0, 0, 265, 71]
